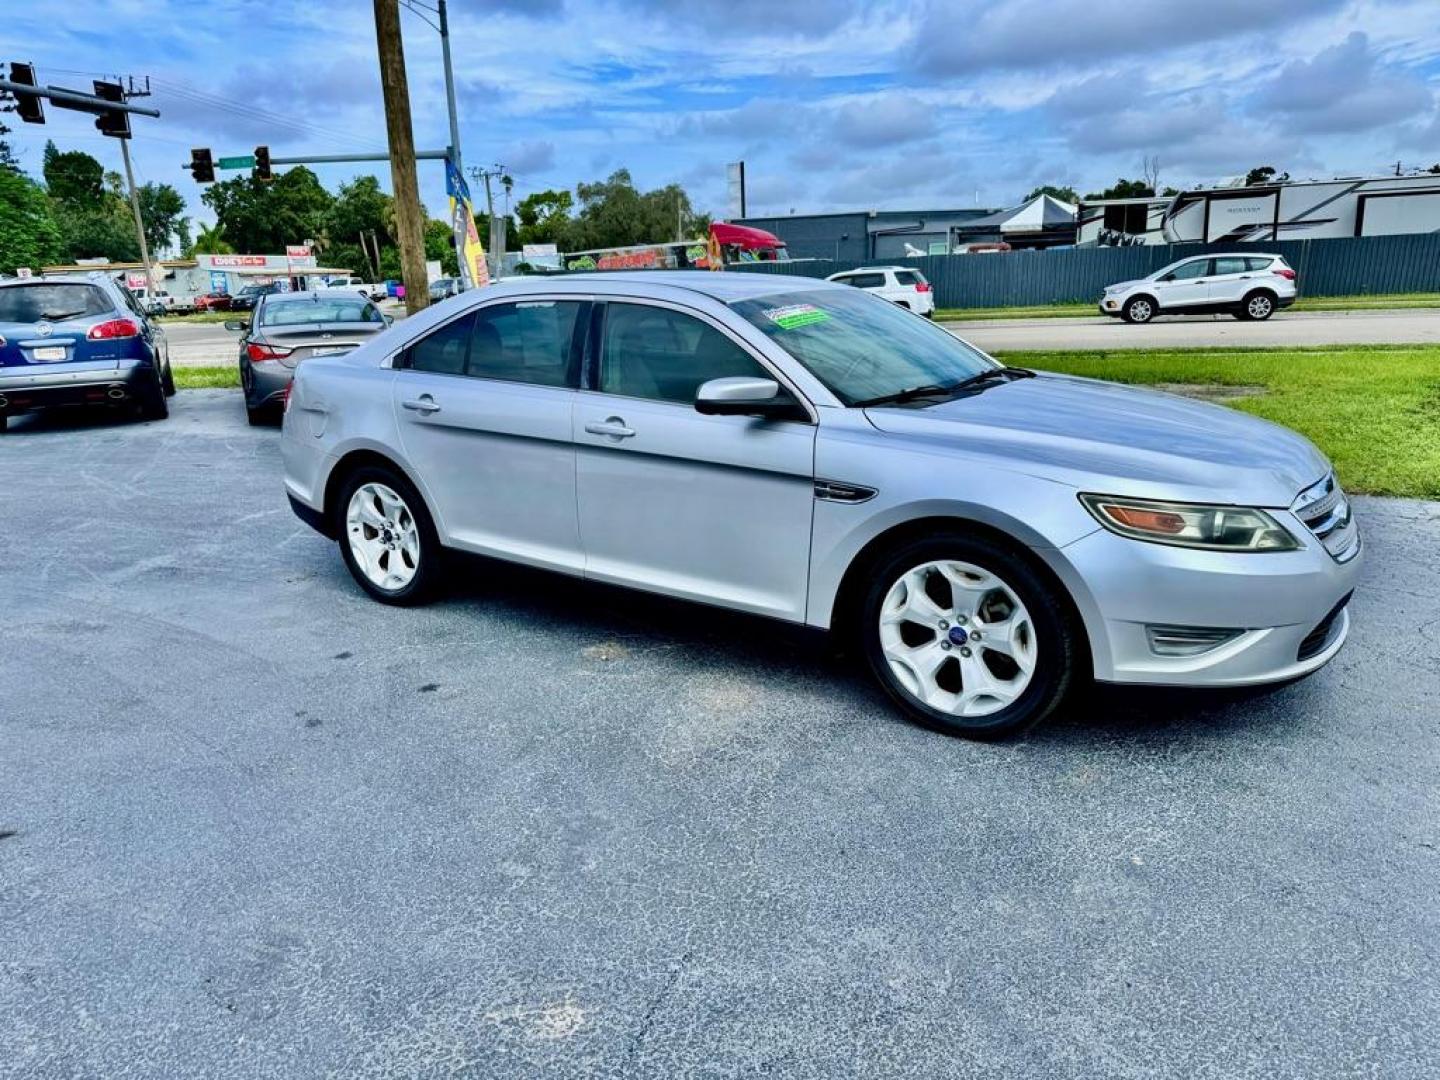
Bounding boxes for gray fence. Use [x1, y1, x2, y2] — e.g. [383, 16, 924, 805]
[728, 233, 1440, 309]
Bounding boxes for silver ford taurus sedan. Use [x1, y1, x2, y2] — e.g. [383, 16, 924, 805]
[281, 272, 1360, 738]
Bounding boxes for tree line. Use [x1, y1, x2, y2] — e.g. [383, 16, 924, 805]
[1, 125, 711, 280]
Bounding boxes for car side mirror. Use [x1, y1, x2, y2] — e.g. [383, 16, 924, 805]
[383, 314, 395, 326]
[224, 319, 247, 332]
[695, 376, 805, 420]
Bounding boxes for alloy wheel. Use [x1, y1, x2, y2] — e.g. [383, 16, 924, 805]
[1248, 295, 1273, 319]
[346, 482, 420, 592]
[877, 559, 1038, 717]
[1128, 299, 1152, 323]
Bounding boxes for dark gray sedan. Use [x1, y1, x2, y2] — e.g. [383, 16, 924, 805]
[229, 291, 390, 424]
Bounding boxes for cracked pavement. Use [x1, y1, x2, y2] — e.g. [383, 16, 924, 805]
[2, 391, 1437, 1078]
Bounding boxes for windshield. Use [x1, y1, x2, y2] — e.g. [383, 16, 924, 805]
[729, 287, 995, 405]
[0, 284, 112, 323]
[261, 298, 380, 326]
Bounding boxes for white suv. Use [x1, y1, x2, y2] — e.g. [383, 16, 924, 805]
[827, 266, 936, 317]
[1100, 253, 1298, 323]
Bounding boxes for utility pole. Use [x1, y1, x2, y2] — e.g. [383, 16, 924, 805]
[472, 165, 508, 277]
[112, 78, 158, 295]
[373, 0, 429, 314]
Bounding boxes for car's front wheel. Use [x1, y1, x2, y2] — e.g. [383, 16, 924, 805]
[334, 465, 441, 605]
[1122, 296, 1156, 324]
[859, 533, 1080, 739]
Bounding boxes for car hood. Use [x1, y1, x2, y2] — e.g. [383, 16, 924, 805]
[1104, 279, 1146, 292]
[862, 372, 1329, 507]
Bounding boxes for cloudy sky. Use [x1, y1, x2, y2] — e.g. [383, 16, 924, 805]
[5, 0, 1440, 228]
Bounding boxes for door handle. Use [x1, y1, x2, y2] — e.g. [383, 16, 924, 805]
[584, 417, 636, 439]
[402, 395, 441, 414]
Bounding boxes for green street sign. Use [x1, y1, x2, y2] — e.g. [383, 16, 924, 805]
[217, 155, 256, 170]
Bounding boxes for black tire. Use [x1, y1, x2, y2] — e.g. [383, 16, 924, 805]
[1238, 290, 1276, 321]
[332, 463, 442, 606]
[859, 532, 1081, 740]
[1122, 295, 1156, 324]
[138, 366, 169, 421]
[0, 413, 8, 433]
[162, 359, 176, 396]
[246, 404, 269, 426]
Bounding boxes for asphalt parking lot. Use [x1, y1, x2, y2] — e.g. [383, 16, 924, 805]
[3, 391, 1438, 1079]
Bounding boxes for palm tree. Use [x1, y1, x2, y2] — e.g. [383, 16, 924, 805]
[189, 222, 233, 256]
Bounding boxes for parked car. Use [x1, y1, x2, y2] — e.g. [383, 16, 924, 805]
[136, 290, 198, 317]
[325, 276, 387, 302]
[428, 277, 461, 301]
[826, 266, 936, 317]
[230, 290, 390, 425]
[230, 282, 283, 312]
[194, 291, 232, 312]
[0, 273, 174, 431]
[1101, 253, 1298, 323]
[280, 272, 1359, 739]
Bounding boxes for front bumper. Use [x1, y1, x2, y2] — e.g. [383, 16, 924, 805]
[0, 359, 153, 413]
[1046, 515, 1362, 687]
[1099, 296, 1122, 317]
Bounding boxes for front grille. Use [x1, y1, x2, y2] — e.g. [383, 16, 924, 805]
[1297, 592, 1352, 661]
[1292, 474, 1359, 562]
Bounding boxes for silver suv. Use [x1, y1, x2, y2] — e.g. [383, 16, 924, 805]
[1101, 253, 1298, 323]
[282, 272, 1358, 738]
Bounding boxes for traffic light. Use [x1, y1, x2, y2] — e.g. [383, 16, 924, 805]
[92, 79, 130, 139]
[8, 62, 44, 124]
[189, 148, 215, 184]
[254, 145, 272, 182]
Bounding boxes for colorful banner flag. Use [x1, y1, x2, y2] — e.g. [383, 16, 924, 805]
[446, 157, 489, 289]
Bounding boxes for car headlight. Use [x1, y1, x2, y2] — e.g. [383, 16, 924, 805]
[1079, 494, 1300, 551]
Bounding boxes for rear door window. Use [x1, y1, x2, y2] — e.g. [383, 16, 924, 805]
[1245, 257, 1275, 272]
[1212, 257, 1249, 276]
[0, 284, 112, 323]
[847, 273, 887, 289]
[405, 313, 474, 375]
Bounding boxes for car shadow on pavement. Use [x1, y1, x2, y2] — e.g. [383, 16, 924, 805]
[2, 405, 150, 436]
[439, 548, 1308, 744]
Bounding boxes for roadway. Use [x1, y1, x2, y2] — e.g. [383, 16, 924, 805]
[159, 306, 1440, 368]
[946, 307, 1440, 353]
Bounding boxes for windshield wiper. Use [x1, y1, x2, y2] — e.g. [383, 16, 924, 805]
[852, 366, 1036, 408]
[40, 309, 87, 322]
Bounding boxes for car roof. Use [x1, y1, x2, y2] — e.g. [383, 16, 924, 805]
[833, 266, 910, 273]
[3, 273, 114, 289]
[491, 270, 840, 303]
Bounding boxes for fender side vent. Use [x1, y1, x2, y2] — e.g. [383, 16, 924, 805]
[814, 480, 876, 504]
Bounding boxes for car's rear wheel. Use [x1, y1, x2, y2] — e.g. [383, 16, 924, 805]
[859, 533, 1079, 739]
[1238, 290, 1276, 321]
[0, 413, 8, 433]
[334, 465, 441, 606]
[137, 365, 169, 421]
[1123, 296, 1156, 324]
[162, 360, 176, 396]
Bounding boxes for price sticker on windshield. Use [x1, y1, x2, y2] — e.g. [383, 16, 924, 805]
[762, 304, 829, 330]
